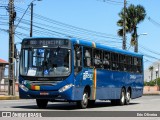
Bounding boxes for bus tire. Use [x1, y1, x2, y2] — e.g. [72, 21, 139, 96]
[111, 100, 117, 106]
[77, 90, 89, 109]
[125, 89, 131, 105]
[118, 88, 125, 106]
[36, 99, 48, 109]
[88, 100, 95, 107]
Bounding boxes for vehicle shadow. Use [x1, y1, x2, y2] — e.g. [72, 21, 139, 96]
[12, 101, 139, 110]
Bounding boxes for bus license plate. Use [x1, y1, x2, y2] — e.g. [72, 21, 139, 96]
[40, 92, 49, 95]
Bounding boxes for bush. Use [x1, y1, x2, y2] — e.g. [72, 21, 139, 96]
[144, 78, 160, 86]
[144, 81, 148, 86]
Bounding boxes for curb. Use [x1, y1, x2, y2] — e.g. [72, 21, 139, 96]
[0, 96, 19, 100]
[143, 93, 160, 96]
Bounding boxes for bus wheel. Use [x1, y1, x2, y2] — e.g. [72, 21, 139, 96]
[125, 89, 131, 105]
[118, 88, 125, 106]
[36, 99, 48, 109]
[88, 100, 95, 107]
[77, 90, 89, 109]
[111, 100, 117, 106]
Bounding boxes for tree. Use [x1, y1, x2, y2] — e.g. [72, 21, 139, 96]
[149, 66, 154, 81]
[117, 4, 146, 50]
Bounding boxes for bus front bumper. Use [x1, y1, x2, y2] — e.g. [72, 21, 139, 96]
[19, 85, 74, 100]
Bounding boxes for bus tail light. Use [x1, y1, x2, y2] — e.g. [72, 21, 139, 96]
[19, 84, 29, 92]
[59, 84, 73, 93]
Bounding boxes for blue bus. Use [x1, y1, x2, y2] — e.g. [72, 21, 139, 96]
[19, 37, 143, 109]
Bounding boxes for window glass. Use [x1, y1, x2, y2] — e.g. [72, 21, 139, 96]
[93, 49, 103, 68]
[20, 48, 71, 77]
[103, 52, 110, 69]
[119, 54, 124, 71]
[74, 45, 82, 75]
[84, 47, 92, 67]
[111, 53, 119, 71]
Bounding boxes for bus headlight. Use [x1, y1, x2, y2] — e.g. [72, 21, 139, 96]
[19, 84, 29, 92]
[59, 84, 73, 93]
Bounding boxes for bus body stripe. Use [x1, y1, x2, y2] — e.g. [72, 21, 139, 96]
[92, 69, 97, 100]
[35, 86, 40, 90]
[27, 83, 40, 91]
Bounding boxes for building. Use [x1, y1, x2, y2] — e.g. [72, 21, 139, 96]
[144, 61, 160, 82]
[0, 59, 9, 92]
[0, 59, 8, 81]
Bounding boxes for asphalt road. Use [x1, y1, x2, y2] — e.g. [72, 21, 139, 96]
[0, 95, 159, 111]
[0, 95, 160, 120]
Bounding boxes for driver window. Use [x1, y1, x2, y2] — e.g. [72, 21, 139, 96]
[74, 45, 82, 75]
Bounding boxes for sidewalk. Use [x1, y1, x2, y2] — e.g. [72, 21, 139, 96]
[0, 92, 19, 100]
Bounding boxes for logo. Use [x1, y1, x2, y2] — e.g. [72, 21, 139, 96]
[130, 75, 136, 79]
[1, 112, 42, 117]
[83, 71, 93, 80]
[2, 112, 11, 117]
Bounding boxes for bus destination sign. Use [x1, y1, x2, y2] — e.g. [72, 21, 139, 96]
[24, 39, 69, 46]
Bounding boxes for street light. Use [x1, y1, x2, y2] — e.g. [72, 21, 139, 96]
[134, 33, 147, 53]
[30, 0, 42, 37]
[155, 68, 158, 85]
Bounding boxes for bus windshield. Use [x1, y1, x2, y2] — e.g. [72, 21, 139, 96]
[20, 47, 71, 77]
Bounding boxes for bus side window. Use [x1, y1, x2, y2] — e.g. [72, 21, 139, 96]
[111, 53, 118, 71]
[119, 54, 124, 71]
[126, 56, 131, 72]
[103, 52, 110, 69]
[74, 45, 82, 75]
[93, 49, 103, 68]
[133, 57, 138, 73]
[137, 58, 142, 73]
[136, 58, 142, 73]
[84, 47, 92, 67]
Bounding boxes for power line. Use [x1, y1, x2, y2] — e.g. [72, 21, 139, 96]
[97, 0, 123, 5]
[14, 3, 31, 30]
[148, 17, 160, 27]
[15, 17, 122, 42]
[13, 6, 124, 46]
[105, 0, 123, 4]
[139, 44, 160, 56]
[15, 6, 120, 38]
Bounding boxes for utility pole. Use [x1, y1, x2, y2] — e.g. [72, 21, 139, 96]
[122, 0, 127, 50]
[8, 0, 15, 96]
[30, 0, 43, 37]
[30, 2, 33, 37]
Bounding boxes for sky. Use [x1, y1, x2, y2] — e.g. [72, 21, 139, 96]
[0, 0, 160, 70]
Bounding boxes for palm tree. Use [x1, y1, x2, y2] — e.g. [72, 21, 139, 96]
[149, 66, 154, 81]
[117, 4, 146, 51]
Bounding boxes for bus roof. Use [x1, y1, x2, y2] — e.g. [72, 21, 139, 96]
[70, 38, 143, 58]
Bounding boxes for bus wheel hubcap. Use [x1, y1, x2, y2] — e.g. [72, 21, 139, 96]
[83, 93, 88, 105]
[126, 92, 130, 101]
[121, 92, 125, 103]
